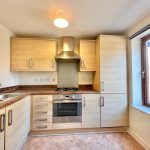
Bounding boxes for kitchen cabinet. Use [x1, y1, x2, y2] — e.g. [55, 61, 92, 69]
[11, 38, 57, 71]
[100, 35, 127, 93]
[31, 95, 53, 130]
[93, 35, 128, 127]
[79, 40, 96, 71]
[82, 94, 100, 128]
[100, 94, 128, 127]
[5, 96, 30, 150]
[11, 38, 34, 71]
[34, 39, 56, 71]
[0, 108, 5, 150]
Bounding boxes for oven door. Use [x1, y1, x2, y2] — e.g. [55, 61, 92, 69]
[53, 100, 82, 123]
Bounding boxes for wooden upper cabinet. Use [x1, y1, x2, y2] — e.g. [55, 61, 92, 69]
[10, 38, 57, 71]
[93, 35, 127, 92]
[34, 40, 56, 71]
[100, 36, 127, 93]
[11, 39, 34, 71]
[79, 40, 96, 71]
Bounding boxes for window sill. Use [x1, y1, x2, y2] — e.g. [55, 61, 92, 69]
[130, 105, 150, 115]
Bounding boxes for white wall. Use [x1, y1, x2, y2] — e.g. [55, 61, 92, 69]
[0, 24, 19, 88]
[128, 107, 150, 149]
[18, 71, 93, 85]
[127, 12, 150, 150]
[19, 72, 57, 85]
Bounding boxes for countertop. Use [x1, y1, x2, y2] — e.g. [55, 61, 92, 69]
[0, 85, 100, 109]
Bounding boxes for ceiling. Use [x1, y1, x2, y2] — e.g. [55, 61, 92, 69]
[0, 0, 150, 38]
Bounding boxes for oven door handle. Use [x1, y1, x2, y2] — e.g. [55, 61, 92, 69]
[53, 100, 82, 103]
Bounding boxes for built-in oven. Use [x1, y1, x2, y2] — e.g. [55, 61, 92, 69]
[53, 94, 82, 123]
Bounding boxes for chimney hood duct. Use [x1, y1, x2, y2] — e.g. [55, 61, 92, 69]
[55, 36, 80, 62]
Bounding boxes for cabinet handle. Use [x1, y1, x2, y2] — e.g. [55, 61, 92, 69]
[8, 110, 13, 126]
[36, 104, 48, 107]
[37, 118, 47, 122]
[100, 97, 104, 107]
[29, 58, 32, 68]
[0, 114, 5, 132]
[51, 59, 55, 69]
[101, 81, 104, 91]
[81, 59, 84, 68]
[37, 111, 48, 114]
[82, 97, 86, 107]
[37, 125, 47, 129]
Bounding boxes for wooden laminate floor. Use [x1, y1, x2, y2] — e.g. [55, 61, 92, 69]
[21, 132, 145, 150]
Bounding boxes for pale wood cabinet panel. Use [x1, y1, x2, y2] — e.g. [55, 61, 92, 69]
[11, 39, 34, 71]
[82, 94, 100, 128]
[100, 94, 128, 127]
[0, 108, 5, 150]
[11, 38, 57, 71]
[80, 40, 96, 71]
[5, 96, 30, 150]
[31, 95, 53, 131]
[34, 40, 56, 71]
[53, 123, 81, 129]
[100, 36, 127, 93]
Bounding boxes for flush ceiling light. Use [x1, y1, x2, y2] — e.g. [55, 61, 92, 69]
[53, 11, 69, 28]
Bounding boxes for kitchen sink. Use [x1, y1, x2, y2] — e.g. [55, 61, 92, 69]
[0, 93, 22, 102]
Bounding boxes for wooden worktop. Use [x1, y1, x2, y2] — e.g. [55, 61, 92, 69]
[0, 85, 100, 109]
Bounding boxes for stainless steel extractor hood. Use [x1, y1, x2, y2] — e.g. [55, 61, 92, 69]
[55, 36, 80, 62]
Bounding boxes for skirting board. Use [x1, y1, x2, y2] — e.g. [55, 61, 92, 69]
[127, 129, 150, 150]
[30, 127, 127, 136]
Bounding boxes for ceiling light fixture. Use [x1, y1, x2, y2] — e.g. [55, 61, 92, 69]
[54, 12, 69, 28]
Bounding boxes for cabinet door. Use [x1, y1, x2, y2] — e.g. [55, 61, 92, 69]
[34, 40, 56, 71]
[82, 94, 100, 128]
[100, 36, 127, 93]
[0, 108, 5, 150]
[80, 40, 96, 71]
[100, 94, 128, 127]
[5, 96, 30, 150]
[11, 39, 34, 71]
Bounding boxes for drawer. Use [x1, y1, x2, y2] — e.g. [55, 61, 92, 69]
[32, 95, 52, 102]
[32, 101, 52, 109]
[32, 115, 52, 123]
[32, 123, 52, 130]
[32, 108, 52, 116]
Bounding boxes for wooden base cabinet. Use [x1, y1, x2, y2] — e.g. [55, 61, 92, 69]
[82, 94, 100, 128]
[31, 95, 53, 131]
[100, 94, 128, 127]
[0, 108, 5, 150]
[5, 96, 30, 150]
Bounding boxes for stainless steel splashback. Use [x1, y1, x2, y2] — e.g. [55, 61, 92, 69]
[57, 62, 79, 88]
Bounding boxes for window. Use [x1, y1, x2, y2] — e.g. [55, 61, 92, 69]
[141, 34, 150, 106]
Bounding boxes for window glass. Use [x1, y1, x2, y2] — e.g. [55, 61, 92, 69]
[146, 40, 150, 104]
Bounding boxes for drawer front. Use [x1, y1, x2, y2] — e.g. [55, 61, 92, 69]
[32, 95, 52, 102]
[32, 123, 52, 130]
[32, 101, 52, 109]
[32, 115, 52, 123]
[32, 108, 52, 116]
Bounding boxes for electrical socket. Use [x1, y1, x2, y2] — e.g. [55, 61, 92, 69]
[40, 78, 43, 82]
[34, 78, 38, 82]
